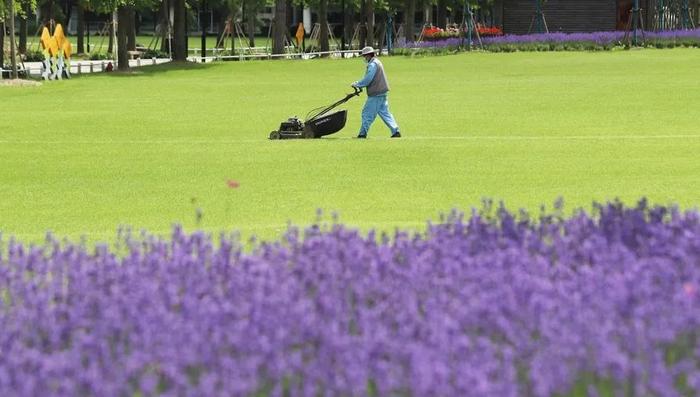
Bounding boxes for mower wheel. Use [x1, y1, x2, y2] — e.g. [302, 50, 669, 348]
[269, 131, 281, 140]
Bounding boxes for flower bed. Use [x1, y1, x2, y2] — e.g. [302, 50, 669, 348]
[401, 28, 700, 53]
[2, 200, 700, 396]
[421, 25, 504, 41]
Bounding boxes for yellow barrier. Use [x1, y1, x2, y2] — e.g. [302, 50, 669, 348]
[39, 24, 72, 80]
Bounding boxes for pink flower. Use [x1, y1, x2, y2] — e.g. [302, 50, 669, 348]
[226, 179, 240, 189]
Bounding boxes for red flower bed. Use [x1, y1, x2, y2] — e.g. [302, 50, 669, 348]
[421, 25, 503, 41]
[476, 25, 504, 37]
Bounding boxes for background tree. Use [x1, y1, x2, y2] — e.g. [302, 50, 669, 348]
[365, 0, 373, 46]
[271, 0, 284, 53]
[1, 0, 5, 69]
[1, 0, 19, 78]
[86, 0, 155, 69]
[404, 0, 415, 41]
[242, 0, 265, 47]
[76, 0, 87, 53]
[295, 0, 330, 52]
[173, 0, 186, 59]
[127, 5, 136, 51]
[17, 0, 29, 53]
[318, 0, 328, 51]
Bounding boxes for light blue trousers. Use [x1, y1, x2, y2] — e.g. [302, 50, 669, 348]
[359, 95, 399, 136]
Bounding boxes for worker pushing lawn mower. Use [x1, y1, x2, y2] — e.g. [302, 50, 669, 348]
[268, 46, 400, 140]
[352, 46, 401, 139]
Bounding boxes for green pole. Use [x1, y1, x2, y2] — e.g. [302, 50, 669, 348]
[657, 0, 664, 31]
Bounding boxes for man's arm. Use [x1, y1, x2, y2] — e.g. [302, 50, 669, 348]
[352, 61, 378, 88]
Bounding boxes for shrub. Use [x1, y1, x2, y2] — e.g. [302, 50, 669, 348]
[22, 49, 45, 62]
[89, 52, 111, 60]
[141, 48, 168, 59]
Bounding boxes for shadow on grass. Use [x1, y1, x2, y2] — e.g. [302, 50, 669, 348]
[104, 61, 211, 78]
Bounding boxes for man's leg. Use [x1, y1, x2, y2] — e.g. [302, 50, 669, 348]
[377, 97, 400, 136]
[358, 97, 380, 137]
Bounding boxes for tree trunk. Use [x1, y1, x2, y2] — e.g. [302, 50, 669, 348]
[77, 3, 85, 54]
[493, 0, 503, 27]
[128, 8, 136, 51]
[272, 0, 286, 54]
[160, 0, 170, 53]
[366, 0, 374, 47]
[173, 0, 187, 60]
[117, 6, 129, 70]
[1, 21, 5, 70]
[343, 4, 352, 49]
[9, 2, 18, 78]
[246, 2, 256, 48]
[217, 7, 226, 48]
[319, 0, 329, 52]
[359, 0, 366, 47]
[19, 9, 27, 54]
[47, 0, 54, 25]
[405, 0, 415, 42]
[108, 17, 114, 54]
[437, 0, 447, 28]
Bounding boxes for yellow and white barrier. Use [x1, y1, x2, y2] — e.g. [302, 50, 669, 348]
[40, 24, 71, 80]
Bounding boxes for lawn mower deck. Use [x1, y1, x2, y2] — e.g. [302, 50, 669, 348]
[269, 88, 361, 140]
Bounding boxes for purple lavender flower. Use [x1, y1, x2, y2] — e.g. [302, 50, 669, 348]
[1, 199, 700, 396]
[400, 28, 700, 50]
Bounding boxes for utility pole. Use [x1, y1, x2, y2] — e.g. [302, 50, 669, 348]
[9, 0, 18, 79]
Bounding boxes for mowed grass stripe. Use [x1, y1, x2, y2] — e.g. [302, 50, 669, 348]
[1, 49, 699, 242]
[3, 134, 700, 145]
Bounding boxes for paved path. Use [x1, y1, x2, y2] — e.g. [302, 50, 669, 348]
[5, 58, 172, 78]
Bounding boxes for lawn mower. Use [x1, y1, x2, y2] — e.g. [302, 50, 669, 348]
[269, 87, 362, 139]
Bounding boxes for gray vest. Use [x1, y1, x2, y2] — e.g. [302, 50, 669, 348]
[366, 58, 390, 97]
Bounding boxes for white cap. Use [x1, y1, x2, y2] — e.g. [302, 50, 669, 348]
[360, 46, 375, 56]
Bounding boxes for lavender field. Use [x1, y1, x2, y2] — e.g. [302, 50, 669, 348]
[402, 28, 700, 51]
[2, 200, 700, 396]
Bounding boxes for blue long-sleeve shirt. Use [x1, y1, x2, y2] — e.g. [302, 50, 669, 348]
[353, 59, 378, 89]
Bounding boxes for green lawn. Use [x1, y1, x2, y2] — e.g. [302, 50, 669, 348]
[1, 49, 699, 243]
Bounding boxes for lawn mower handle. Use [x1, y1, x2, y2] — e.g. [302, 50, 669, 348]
[305, 87, 364, 123]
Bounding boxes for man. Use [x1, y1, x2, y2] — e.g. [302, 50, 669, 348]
[351, 46, 401, 138]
